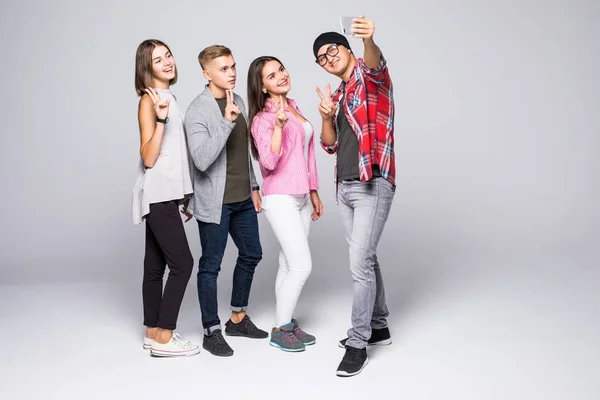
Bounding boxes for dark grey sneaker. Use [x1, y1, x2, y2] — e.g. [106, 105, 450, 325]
[203, 330, 234, 357]
[269, 322, 305, 352]
[336, 346, 369, 377]
[338, 327, 392, 348]
[225, 315, 268, 339]
[291, 318, 316, 345]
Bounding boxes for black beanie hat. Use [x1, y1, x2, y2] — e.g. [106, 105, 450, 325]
[313, 32, 351, 58]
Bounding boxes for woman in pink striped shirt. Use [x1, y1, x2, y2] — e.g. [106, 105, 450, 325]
[247, 56, 323, 352]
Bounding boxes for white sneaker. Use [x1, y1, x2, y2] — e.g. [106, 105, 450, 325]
[150, 333, 200, 357]
[143, 336, 154, 350]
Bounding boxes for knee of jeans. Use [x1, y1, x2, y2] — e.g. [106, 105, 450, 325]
[349, 251, 376, 282]
[241, 246, 262, 265]
[349, 264, 368, 282]
[198, 256, 222, 274]
[240, 253, 262, 268]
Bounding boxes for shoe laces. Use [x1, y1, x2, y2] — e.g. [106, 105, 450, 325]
[241, 317, 257, 332]
[212, 332, 229, 346]
[345, 346, 364, 362]
[172, 333, 192, 348]
[281, 329, 299, 344]
[293, 327, 306, 336]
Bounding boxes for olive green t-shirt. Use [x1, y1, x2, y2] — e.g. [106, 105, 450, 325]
[336, 95, 361, 181]
[336, 95, 382, 181]
[216, 97, 251, 204]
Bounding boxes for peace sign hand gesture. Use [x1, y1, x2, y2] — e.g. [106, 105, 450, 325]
[275, 95, 288, 128]
[225, 89, 241, 122]
[144, 88, 170, 120]
[316, 84, 336, 120]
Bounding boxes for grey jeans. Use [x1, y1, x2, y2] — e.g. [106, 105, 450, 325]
[338, 177, 395, 349]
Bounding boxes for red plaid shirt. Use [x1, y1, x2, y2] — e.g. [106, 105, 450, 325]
[321, 54, 395, 185]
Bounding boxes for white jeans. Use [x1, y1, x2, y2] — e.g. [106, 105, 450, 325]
[262, 194, 312, 327]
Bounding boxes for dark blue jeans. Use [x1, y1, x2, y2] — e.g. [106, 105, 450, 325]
[196, 197, 262, 334]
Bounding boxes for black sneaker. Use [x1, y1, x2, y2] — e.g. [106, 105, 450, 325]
[336, 346, 369, 377]
[338, 327, 392, 348]
[202, 330, 234, 357]
[225, 315, 268, 339]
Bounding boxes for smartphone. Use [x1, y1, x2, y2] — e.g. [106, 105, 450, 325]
[340, 16, 357, 35]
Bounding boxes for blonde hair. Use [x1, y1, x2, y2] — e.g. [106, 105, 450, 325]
[198, 45, 232, 69]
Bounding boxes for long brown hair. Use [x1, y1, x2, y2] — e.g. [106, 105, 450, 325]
[247, 56, 284, 160]
[134, 39, 178, 96]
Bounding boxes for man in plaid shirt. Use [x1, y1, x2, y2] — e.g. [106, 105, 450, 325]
[313, 15, 396, 377]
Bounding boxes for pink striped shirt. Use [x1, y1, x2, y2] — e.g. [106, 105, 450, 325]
[250, 98, 319, 196]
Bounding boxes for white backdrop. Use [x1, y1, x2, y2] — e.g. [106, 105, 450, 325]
[0, 0, 597, 285]
[1, 1, 599, 399]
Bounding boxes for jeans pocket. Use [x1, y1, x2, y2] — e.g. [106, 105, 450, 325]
[379, 178, 395, 193]
[377, 180, 396, 206]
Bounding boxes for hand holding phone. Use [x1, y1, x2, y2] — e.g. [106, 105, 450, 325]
[340, 16, 357, 36]
[340, 15, 375, 39]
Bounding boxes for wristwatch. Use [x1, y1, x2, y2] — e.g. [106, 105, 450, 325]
[156, 116, 169, 124]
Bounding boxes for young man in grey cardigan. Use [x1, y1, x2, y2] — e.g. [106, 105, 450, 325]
[184, 45, 268, 357]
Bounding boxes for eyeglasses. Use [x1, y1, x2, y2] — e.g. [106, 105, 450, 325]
[315, 44, 339, 66]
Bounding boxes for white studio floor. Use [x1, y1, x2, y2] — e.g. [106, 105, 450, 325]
[1, 257, 598, 400]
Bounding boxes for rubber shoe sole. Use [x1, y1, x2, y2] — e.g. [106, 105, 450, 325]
[269, 340, 305, 352]
[336, 357, 369, 377]
[143, 337, 154, 350]
[225, 329, 266, 339]
[338, 337, 391, 348]
[150, 346, 200, 357]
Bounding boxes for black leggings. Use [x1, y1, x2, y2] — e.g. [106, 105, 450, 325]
[142, 200, 193, 330]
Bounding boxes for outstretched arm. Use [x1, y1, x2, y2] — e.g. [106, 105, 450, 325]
[352, 15, 381, 70]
